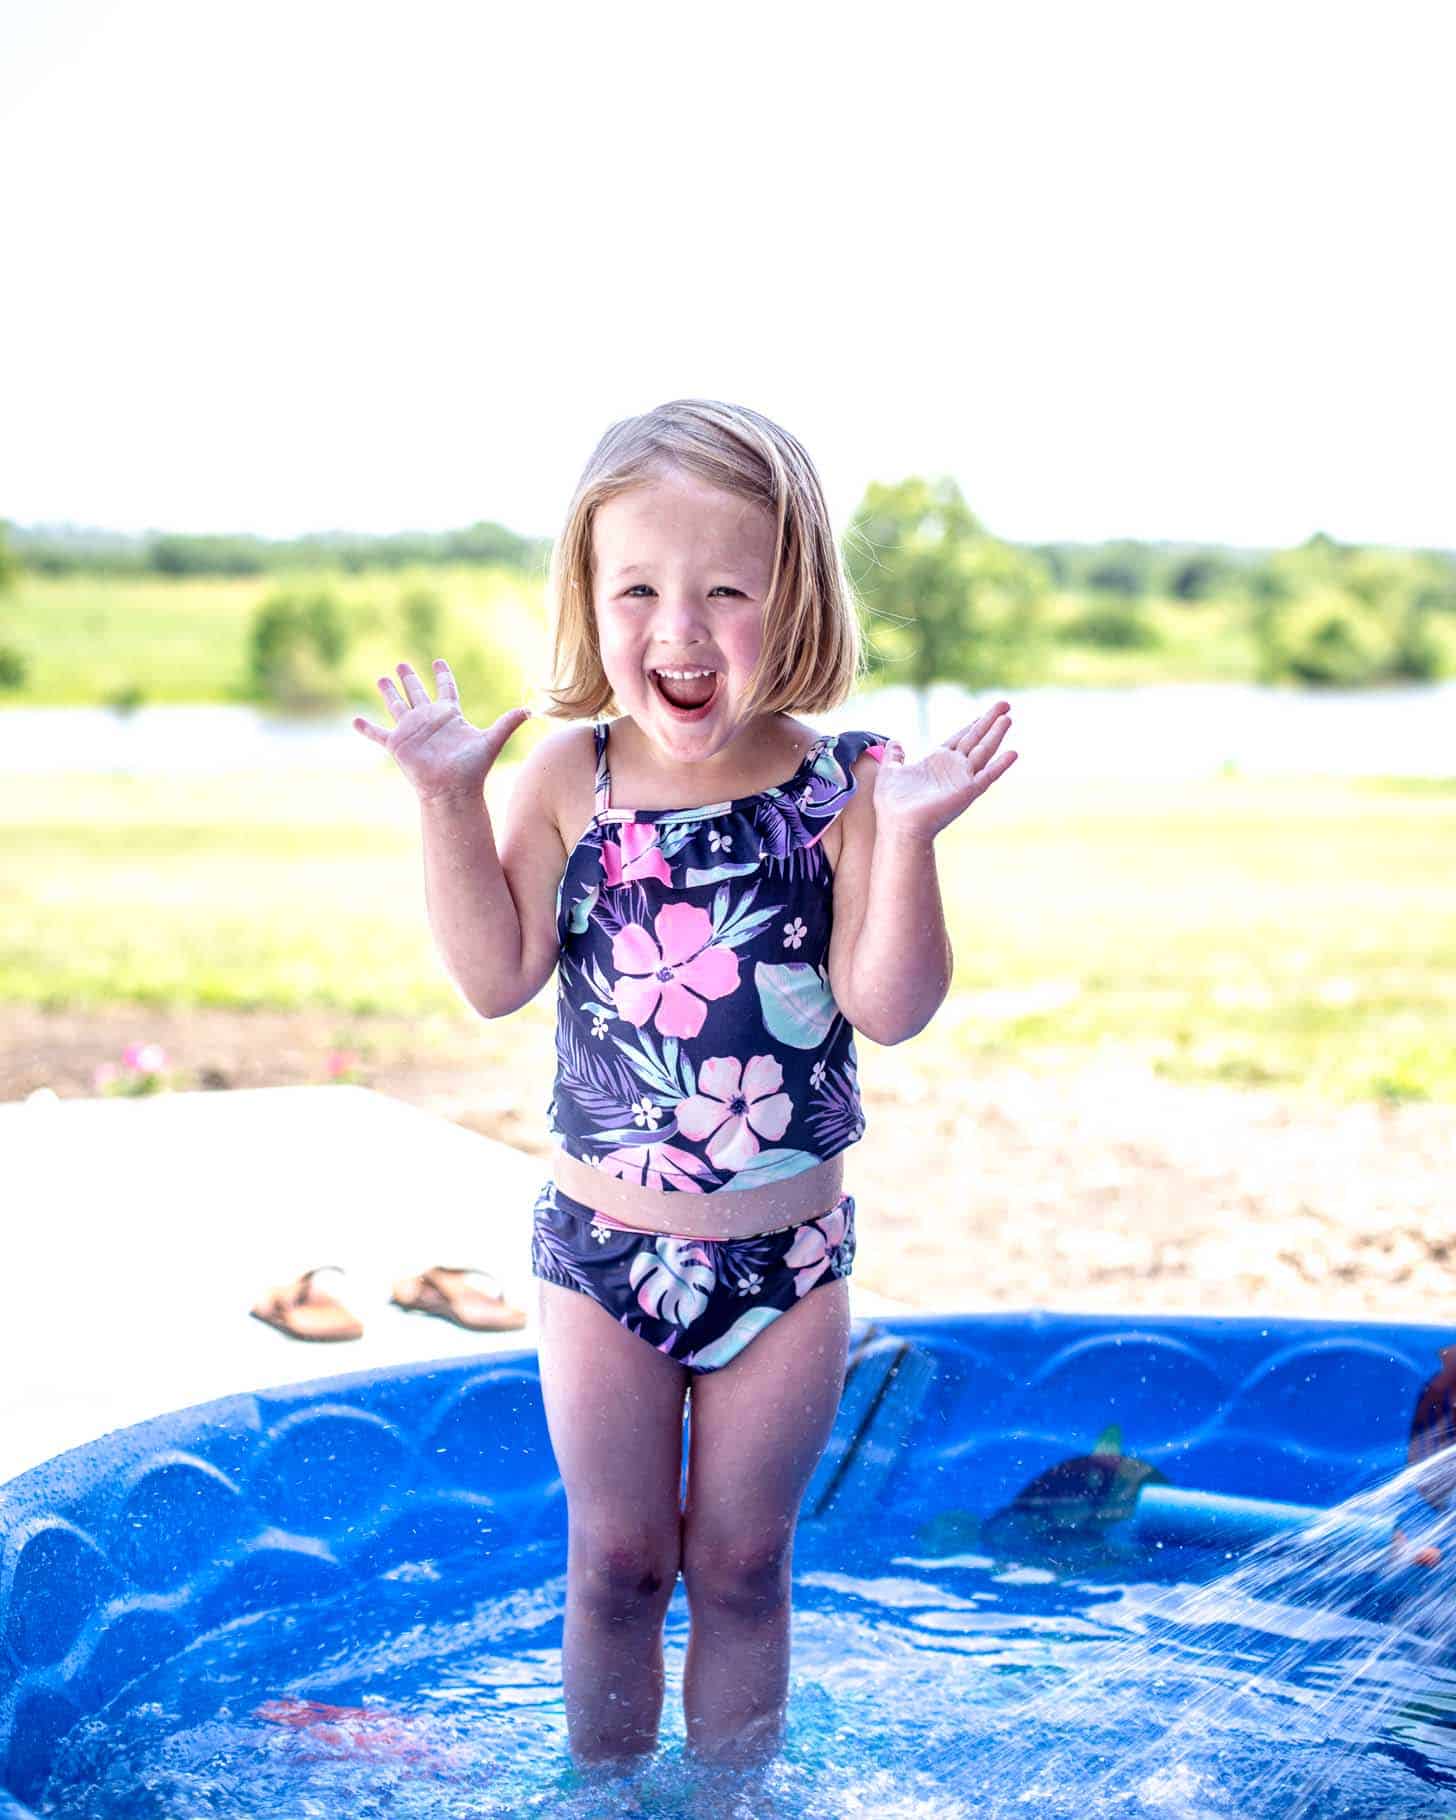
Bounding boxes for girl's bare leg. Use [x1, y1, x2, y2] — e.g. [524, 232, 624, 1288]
[536, 1280, 690, 1767]
[680, 1277, 851, 1767]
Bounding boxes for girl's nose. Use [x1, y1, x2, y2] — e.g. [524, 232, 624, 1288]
[649, 592, 711, 638]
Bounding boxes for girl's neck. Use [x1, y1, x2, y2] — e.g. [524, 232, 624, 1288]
[608, 712, 813, 809]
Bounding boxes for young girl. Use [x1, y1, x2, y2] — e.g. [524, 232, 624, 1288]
[352, 398, 1017, 1774]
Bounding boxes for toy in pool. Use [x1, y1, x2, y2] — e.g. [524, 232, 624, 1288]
[254, 1696, 456, 1770]
[3, 1312, 1454, 1817]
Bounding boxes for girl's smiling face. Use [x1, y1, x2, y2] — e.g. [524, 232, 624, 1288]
[590, 467, 776, 766]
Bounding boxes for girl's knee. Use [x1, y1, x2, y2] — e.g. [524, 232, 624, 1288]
[571, 1524, 682, 1620]
[682, 1532, 792, 1620]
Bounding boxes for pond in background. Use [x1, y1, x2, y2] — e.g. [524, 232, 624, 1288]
[1, 681, 1453, 779]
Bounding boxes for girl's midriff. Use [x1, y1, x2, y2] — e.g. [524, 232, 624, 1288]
[551, 1145, 845, 1240]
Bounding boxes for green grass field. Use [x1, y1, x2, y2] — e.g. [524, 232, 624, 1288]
[6, 761, 1452, 1107]
[1, 568, 550, 715]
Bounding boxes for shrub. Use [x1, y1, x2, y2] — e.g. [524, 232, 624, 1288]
[1059, 599, 1160, 649]
[151, 534, 268, 576]
[1251, 585, 1400, 686]
[1168, 553, 1240, 602]
[398, 585, 443, 652]
[1084, 542, 1153, 597]
[247, 587, 354, 710]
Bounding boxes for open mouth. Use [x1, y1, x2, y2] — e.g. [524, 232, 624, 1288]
[650, 667, 721, 718]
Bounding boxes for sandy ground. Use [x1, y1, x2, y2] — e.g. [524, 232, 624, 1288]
[5, 1003, 1453, 1326]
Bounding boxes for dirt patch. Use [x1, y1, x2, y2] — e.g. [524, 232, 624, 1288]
[6, 1004, 1453, 1325]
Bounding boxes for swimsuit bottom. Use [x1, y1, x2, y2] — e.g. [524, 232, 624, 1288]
[530, 1180, 857, 1375]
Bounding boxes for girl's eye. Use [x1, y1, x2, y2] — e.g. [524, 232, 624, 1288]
[623, 585, 743, 598]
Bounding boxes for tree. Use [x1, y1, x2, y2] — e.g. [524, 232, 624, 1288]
[842, 477, 1050, 736]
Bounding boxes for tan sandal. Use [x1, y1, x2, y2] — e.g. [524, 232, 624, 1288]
[250, 1266, 364, 1342]
[389, 1266, 526, 1332]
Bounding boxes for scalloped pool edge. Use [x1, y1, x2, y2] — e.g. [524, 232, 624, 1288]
[3, 1309, 1449, 1813]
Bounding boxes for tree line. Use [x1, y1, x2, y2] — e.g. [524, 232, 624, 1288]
[842, 481, 1455, 716]
[3, 521, 552, 578]
[2, 487, 1453, 713]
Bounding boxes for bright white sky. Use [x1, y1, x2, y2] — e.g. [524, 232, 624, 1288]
[1, 0, 1451, 550]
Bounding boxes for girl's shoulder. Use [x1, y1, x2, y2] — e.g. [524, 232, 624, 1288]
[514, 719, 599, 858]
[768, 717, 888, 776]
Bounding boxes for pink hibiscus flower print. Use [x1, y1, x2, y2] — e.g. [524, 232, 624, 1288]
[601, 821, 671, 888]
[784, 1202, 850, 1297]
[611, 903, 739, 1039]
[675, 1054, 793, 1173]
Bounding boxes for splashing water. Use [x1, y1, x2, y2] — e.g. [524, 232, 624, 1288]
[34, 1460, 1456, 1820]
[1003, 1451, 1456, 1820]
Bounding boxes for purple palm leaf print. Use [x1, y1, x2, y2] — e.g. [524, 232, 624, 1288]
[806, 1059, 865, 1154]
[555, 1006, 645, 1132]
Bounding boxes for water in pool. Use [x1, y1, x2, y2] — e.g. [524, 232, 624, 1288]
[36, 1477, 1456, 1820]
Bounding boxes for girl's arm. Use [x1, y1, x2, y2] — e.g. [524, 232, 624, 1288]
[829, 708, 1016, 1046]
[421, 731, 571, 1019]
[355, 661, 568, 1019]
[833, 821, 953, 1044]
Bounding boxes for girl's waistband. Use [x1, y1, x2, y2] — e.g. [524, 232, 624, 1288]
[536, 1178, 851, 1242]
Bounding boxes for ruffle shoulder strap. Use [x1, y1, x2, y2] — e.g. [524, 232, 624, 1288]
[793, 729, 892, 827]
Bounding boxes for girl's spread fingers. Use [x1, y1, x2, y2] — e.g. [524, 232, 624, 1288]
[973, 714, 1011, 757]
[950, 707, 1010, 751]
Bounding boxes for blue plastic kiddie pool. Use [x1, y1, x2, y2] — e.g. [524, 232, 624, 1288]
[4, 1311, 1455, 1818]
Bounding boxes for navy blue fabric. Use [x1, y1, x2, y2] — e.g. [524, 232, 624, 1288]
[547, 722, 888, 1195]
[530, 1180, 857, 1373]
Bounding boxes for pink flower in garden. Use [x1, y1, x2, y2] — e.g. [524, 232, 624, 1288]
[784, 1202, 849, 1297]
[611, 903, 738, 1039]
[601, 822, 672, 888]
[122, 1042, 168, 1073]
[675, 1054, 792, 1173]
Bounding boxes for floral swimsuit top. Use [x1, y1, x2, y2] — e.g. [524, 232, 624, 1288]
[548, 720, 889, 1195]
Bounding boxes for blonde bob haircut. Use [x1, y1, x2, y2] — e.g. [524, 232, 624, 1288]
[543, 398, 865, 721]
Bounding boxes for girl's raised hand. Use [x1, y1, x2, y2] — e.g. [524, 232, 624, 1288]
[352, 659, 531, 806]
[871, 702, 1017, 842]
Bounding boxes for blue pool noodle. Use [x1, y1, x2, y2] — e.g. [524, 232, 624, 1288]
[1130, 1483, 1396, 1552]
